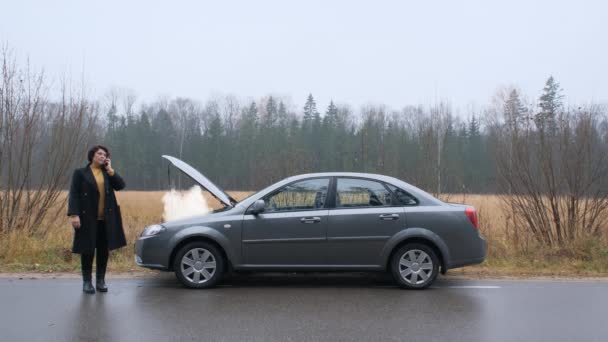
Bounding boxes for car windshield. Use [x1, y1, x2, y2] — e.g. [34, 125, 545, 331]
[234, 180, 282, 207]
[234, 192, 254, 203]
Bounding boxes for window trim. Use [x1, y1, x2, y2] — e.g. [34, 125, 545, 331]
[251, 176, 420, 214]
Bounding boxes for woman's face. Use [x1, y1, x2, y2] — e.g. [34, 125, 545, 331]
[92, 149, 108, 166]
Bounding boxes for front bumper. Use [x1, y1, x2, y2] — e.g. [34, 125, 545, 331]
[135, 236, 170, 271]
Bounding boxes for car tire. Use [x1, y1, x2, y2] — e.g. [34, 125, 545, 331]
[173, 241, 224, 289]
[391, 243, 439, 289]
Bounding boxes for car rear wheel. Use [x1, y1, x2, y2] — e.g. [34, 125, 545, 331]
[391, 243, 439, 289]
[173, 242, 224, 289]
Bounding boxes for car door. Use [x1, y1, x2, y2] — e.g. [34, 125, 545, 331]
[242, 177, 330, 266]
[327, 177, 406, 266]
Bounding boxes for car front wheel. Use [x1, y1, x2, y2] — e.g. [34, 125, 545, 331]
[173, 242, 224, 289]
[391, 243, 439, 289]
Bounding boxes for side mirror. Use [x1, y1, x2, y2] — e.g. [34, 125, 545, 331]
[248, 200, 265, 215]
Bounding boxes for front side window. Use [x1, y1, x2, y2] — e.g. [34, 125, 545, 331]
[335, 178, 393, 208]
[264, 178, 330, 212]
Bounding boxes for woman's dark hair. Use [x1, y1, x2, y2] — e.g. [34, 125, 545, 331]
[87, 145, 110, 162]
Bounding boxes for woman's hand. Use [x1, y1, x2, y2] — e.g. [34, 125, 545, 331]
[105, 158, 115, 175]
[70, 215, 81, 229]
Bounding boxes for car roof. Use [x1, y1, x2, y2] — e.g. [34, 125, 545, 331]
[292, 172, 394, 177]
[285, 172, 406, 183]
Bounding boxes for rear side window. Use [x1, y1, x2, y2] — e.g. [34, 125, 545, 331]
[264, 178, 330, 212]
[387, 184, 418, 206]
[336, 178, 393, 208]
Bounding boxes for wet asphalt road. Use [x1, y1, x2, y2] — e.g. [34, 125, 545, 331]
[1, 273, 607, 342]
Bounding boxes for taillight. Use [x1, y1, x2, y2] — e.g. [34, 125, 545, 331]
[465, 207, 479, 229]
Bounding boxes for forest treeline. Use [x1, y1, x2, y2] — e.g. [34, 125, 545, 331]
[97, 79, 606, 196]
[104, 92, 494, 192]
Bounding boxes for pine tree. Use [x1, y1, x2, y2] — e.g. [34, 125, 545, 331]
[536, 76, 562, 134]
[468, 115, 480, 139]
[152, 109, 178, 151]
[263, 96, 277, 128]
[504, 89, 526, 135]
[323, 100, 338, 129]
[302, 93, 319, 131]
[465, 115, 484, 192]
[237, 102, 259, 189]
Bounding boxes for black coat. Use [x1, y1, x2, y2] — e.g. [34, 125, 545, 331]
[67, 164, 127, 254]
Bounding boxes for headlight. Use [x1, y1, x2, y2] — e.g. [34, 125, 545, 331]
[141, 224, 165, 237]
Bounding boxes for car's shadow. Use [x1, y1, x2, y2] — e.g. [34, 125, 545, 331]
[224, 272, 398, 288]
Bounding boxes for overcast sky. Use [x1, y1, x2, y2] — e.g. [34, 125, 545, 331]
[1, 0, 606, 111]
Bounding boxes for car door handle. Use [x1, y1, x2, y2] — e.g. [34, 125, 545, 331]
[300, 217, 321, 224]
[379, 214, 399, 220]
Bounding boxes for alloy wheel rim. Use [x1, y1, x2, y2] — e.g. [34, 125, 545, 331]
[181, 248, 216, 284]
[399, 249, 433, 285]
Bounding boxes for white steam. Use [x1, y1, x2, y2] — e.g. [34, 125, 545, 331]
[162, 185, 211, 222]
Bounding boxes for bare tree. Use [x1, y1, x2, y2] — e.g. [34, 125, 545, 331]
[221, 94, 241, 135]
[170, 97, 197, 159]
[495, 79, 608, 247]
[0, 47, 97, 234]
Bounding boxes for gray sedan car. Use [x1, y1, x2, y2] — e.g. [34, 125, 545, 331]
[135, 155, 486, 289]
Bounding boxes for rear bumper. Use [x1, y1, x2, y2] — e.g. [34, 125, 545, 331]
[446, 235, 487, 270]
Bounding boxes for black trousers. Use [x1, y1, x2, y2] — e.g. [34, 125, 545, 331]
[81, 220, 109, 281]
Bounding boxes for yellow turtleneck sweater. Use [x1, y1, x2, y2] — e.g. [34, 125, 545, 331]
[90, 164, 115, 221]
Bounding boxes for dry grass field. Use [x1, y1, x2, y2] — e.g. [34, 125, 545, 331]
[0, 191, 607, 276]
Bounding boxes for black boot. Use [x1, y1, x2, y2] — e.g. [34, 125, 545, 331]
[83, 281, 96, 294]
[96, 275, 108, 293]
[81, 253, 95, 294]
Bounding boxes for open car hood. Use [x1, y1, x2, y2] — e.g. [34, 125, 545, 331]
[162, 155, 236, 207]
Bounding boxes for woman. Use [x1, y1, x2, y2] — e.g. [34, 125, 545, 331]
[67, 145, 126, 294]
